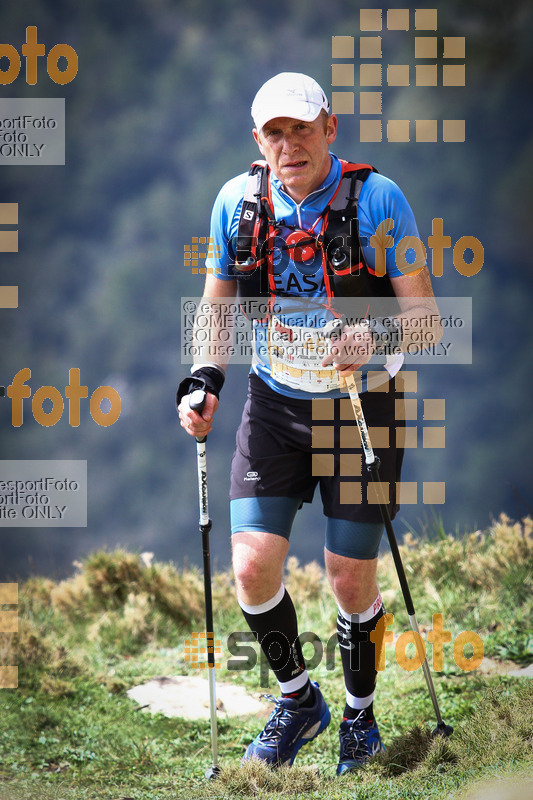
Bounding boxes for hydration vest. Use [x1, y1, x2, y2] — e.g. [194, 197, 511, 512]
[232, 159, 396, 317]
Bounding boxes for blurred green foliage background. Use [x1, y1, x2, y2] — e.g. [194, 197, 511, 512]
[0, 0, 532, 578]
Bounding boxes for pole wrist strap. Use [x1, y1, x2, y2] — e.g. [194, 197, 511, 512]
[176, 365, 225, 409]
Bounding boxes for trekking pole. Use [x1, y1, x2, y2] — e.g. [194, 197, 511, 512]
[324, 319, 453, 738]
[189, 388, 222, 778]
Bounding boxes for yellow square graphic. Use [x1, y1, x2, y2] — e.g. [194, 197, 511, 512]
[342, 374, 362, 400]
[368, 481, 389, 504]
[443, 119, 465, 142]
[340, 453, 362, 477]
[423, 481, 445, 504]
[312, 398, 335, 420]
[0, 584, 18, 604]
[368, 373, 389, 391]
[443, 37, 465, 58]
[416, 64, 437, 86]
[387, 120, 410, 142]
[332, 36, 354, 58]
[332, 64, 355, 86]
[185, 650, 199, 663]
[360, 92, 382, 115]
[0, 203, 18, 225]
[423, 427, 446, 448]
[312, 425, 334, 449]
[0, 610, 18, 633]
[387, 65, 410, 86]
[0, 666, 18, 689]
[415, 9, 437, 30]
[396, 398, 417, 420]
[368, 426, 389, 448]
[360, 9, 382, 30]
[340, 399, 355, 420]
[396, 371, 417, 393]
[340, 482, 362, 505]
[423, 398, 445, 420]
[387, 9, 409, 30]
[0, 231, 18, 252]
[415, 37, 437, 58]
[332, 92, 355, 115]
[312, 453, 335, 477]
[360, 64, 382, 86]
[396, 426, 417, 448]
[416, 120, 438, 142]
[396, 481, 417, 503]
[360, 37, 382, 59]
[0, 287, 18, 308]
[360, 120, 382, 142]
[340, 425, 360, 448]
[338, 381, 349, 394]
[443, 64, 465, 86]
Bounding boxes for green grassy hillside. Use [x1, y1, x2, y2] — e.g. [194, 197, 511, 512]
[0, 514, 532, 799]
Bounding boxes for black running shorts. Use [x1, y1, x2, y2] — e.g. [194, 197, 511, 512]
[230, 372, 405, 524]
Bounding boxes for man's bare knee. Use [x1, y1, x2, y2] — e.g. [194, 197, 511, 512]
[325, 550, 379, 614]
[233, 554, 269, 596]
[232, 530, 288, 606]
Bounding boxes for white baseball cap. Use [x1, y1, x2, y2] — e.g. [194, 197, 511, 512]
[251, 72, 330, 132]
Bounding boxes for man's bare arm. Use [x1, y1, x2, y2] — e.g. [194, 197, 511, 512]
[390, 266, 443, 352]
[322, 266, 442, 373]
[179, 274, 238, 438]
[192, 274, 238, 372]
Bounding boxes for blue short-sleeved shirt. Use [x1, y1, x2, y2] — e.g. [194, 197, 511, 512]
[205, 153, 424, 399]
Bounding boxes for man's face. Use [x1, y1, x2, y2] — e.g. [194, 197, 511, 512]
[253, 113, 338, 204]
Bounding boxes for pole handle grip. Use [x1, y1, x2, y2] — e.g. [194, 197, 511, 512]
[323, 316, 346, 342]
[189, 389, 207, 443]
[189, 388, 207, 413]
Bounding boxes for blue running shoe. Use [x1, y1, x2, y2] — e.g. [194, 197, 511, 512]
[242, 682, 330, 767]
[336, 712, 384, 776]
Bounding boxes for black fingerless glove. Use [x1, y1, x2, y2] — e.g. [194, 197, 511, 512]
[176, 366, 225, 410]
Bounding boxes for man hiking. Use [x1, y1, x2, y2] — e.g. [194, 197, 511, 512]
[178, 72, 441, 774]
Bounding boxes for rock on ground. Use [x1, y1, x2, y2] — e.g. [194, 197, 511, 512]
[127, 675, 267, 720]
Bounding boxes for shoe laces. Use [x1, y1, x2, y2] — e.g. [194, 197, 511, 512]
[257, 695, 301, 744]
[341, 712, 373, 759]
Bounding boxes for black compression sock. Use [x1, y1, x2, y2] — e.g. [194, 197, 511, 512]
[239, 585, 308, 691]
[283, 679, 314, 707]
[337, 595, 384, 723]
[343, 702, 374, 722]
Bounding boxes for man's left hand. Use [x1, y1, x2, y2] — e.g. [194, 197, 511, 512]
[321, 323, 375, 375]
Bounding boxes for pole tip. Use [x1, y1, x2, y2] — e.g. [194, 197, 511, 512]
[432, 722, 454, 738]
[205, 766, 222, 779]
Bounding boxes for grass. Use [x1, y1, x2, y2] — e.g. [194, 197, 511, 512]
[0, 513, 532, 799]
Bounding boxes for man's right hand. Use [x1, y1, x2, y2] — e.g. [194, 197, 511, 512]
[178, 392, 219, 438]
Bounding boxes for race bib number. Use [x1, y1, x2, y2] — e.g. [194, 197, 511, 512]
[258, 315, 341, 393]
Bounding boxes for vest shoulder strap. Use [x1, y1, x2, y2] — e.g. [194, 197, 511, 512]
[321, 161, 377, 275]
[327, 161, 376, 215]
[234, 160, 377, 265]
[232, 159, 394, 304]
[235, 160, 272, 270]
